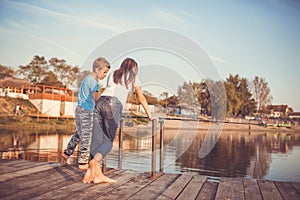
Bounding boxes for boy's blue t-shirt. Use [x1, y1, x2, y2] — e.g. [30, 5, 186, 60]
[78, 74, 99, 111]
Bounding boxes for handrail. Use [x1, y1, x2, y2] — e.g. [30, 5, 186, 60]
[118, 119, 124, 169]
[159, 119, 164, 173]
[117, 116, 163, 178]
[151, 118, 157, 177]
[117, 116, 200, 178]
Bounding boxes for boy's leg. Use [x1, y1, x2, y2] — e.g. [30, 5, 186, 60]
[62, 131, 80, 164]
[64, 131, 80, 156]
[62, 107, 82, 164]
[77, 109, 93, 170]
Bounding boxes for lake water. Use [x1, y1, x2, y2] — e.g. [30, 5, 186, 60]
[0, 122, 300, 182]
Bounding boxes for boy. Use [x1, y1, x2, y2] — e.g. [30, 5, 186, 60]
[62, 57, 110, 170]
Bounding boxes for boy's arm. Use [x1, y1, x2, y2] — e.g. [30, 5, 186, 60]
[93, 87, 105, 102]
[93, 90, 101, 102]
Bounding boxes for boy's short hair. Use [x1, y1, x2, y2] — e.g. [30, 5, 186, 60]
[93, 57, 110, 72]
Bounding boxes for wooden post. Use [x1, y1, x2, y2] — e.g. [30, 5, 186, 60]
[102, 158, 107, 173]
[118, 119, 123, 169]
[159, 119, 164, 173]
[151, 118, 157, 178]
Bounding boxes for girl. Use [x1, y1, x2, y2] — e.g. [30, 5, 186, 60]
[83, 58, 153, 184]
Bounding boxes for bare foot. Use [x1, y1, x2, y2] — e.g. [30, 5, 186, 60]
[93, 175, 117, 184]
[82, 160, 96, 183]
[61, 153, 71, 165]
[82, 167, 92, 183]
[93, 160, 116, 184]
[78, 164, 89, 170]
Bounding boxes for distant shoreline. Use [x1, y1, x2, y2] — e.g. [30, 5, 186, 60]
[0, 115, 299, 134]
[162, 120, 300, 133]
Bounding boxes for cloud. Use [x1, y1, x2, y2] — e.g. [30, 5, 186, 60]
[0, 26, 14, 34]
[209, 55, 228, 64]
[6, 0, 122, 33]
[4, 19, 23, 29]
[32, 35, 76, 55]
[153, 10, 186, 24]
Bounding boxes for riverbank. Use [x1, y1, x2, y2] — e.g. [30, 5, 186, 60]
[0, 115, 75, 131]
[1, 115, 299, 133]
[1, 96, 299, 132]
[163, 120, 300, 133]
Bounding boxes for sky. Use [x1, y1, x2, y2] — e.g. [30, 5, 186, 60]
[0, 0, 299, 111]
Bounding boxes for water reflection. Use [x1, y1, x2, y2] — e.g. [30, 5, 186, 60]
[0, 128, 74, 163]
[0, 125, 300, 182]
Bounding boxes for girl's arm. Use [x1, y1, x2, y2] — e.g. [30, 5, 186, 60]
[135, 86, 152, 119]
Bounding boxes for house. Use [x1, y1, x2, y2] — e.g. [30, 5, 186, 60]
[0, 77, 34, 99]
[266, 105, 291, 118]
[28, 85, 77, 117]
[289, 112, 300, 119]
[0, 77, 77, 117]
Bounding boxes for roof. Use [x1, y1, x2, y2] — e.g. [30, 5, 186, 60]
[266, 105, 289, 112]
[289, 112, 300, 116]
[0, 77, 33, 89]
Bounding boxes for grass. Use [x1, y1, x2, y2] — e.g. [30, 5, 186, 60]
[0, 115, 75, 131]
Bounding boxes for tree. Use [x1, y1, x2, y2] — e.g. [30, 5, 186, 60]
[178, 81, 208, 114]
[177, 82, 197, 106]
[177, 80, 226, 120]
[160, 91, 169, 107]
[224, 74, 255, 117]
[68, 65, 80, 88]
[0, 65, 15, 80]
[49, 58, 80, 88]
[206, 79, 226, 120]
[251, 76, 272, 113]
[143, 91, 158, 105]
[49, 58, 68, 86]
[18, 55, 48, 84]
[40, 71, 64, 87]
[224, 74, 242, 117]
[238, 78, 256, 116]
[199, 81, 211, 115]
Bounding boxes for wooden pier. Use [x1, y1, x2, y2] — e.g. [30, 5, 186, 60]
[0, 159, 299, 200]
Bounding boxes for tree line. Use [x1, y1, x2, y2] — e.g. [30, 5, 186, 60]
[0, 55, 89, 88]
[0, 55, 272, 117]
[177, 75, 272, 117]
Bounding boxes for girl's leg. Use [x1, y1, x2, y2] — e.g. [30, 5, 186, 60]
[82, 152, 116, 184]
[92, 153, 116, 184]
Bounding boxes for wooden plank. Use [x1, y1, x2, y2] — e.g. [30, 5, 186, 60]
[275, 181, 300, 200]
[65, 170, 138, 200]
[128, 173, 179, 200]
[156, 174, 194, 200]
[258, 180, 283, 200]
[1, 159, 299, 200]
[176, 175, 207, 200]
[291, 182, 300, 194]
[94, 172, 152, 200]
[0, 159, 29, 167]
[31, 178, 93, 199]
[0, 162, 60, 182]
[31, 169, 119, 200]
[196, 181, 218, 200]
[0, 159, 49, 174]
[0, 159, 15, 164]
[215, 177, 245, 200]
[1, 165, 85, 199]
[243, 178, 263, 200]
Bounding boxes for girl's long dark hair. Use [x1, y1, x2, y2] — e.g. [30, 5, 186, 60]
[113, 58, 138, 89]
